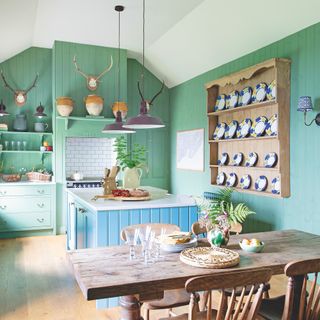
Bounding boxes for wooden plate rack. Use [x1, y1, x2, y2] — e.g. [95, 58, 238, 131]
[206, 58, 291, 198]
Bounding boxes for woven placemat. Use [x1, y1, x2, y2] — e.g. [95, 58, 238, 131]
[180, 246, 240, 269]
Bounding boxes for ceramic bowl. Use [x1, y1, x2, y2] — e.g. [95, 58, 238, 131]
[239, 240, 265, 253]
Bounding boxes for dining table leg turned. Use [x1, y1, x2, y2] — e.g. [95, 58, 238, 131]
[120, 295, 143, 320]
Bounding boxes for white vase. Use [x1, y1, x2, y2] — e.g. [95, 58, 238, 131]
[123, 167, 142, 189]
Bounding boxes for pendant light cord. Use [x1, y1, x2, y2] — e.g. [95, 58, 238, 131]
[117, 8, 121, 103]
[141, 0, 145, 96]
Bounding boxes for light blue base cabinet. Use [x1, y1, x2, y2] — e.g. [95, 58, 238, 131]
[66, 193, 198, 309]
[0, 183, 56, 238]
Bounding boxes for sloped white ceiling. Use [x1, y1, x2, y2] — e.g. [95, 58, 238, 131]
[1, 0, 320, 87]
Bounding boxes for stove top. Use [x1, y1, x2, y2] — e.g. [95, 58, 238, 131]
[66, 178, 102, 189]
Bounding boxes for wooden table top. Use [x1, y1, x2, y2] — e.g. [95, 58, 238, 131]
[67, 229, 320, 301]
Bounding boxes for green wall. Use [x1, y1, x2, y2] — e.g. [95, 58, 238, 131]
[169, 22, 320, 234]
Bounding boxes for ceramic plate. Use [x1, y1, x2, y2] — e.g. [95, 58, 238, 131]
[232, 152, 243, 166]
[225, 120, 238, 139]
[250, 116, 268, 137]
[265, 114, 278, 136]
[239, 87, 253, 106]
[216, 172, 226, 185]
[212, 122, 227, 140]
[255, 175, 268, 192]
[227, 90, 239, 109]
[214, 94, 226, 111]
[226, 173, 237, 187]
[264, 152, 278, 168]
[218, 152, 229, 165]
[236, 118, 252, 138]
[271, 177, 281, 194]
[267, 80, 277, 100]
[245, 152, 258, 167]
[252, 82, 267, 103]
[240, 175, 251, 189]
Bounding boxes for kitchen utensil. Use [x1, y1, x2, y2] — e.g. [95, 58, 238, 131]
[70, 171, 83, 181]
[109, 166, 119, 178]
[105, 168, 110, 177]
[13, 113, 27, 131]
[34, 122, 49, 132]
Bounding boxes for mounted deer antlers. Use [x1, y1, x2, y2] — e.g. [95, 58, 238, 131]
[138, 80, 165, 108]
[73, 55, 113, 91]
[0, 71, 39, 106]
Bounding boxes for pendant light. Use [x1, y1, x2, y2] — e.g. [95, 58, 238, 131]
[33, 102, 47, 118]
[102, 5, 135, 134]
[0, 100, 9, 116]
[123, 0, 165, 129]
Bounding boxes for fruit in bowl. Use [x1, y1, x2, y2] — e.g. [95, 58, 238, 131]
[239, 238, 265, 253]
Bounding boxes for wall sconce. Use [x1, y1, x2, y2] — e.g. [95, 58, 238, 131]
[297, 96, 320, 126]
[33, 102, 47, 118]
[0, 99, 9, 116]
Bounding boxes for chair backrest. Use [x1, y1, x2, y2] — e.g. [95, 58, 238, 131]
[120, 223, 180, 241]
[191, 221, 242, 238]
[282, 258, 320, 320]
[185, 268, 272, 320]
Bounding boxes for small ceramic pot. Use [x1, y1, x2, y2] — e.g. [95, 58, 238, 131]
[84, 95, 104, 116]
[112, 101, 128, 119]
[56, 97, 74, 117]
[13, 113, 27, 132]
[34, 123, 48, 132]
[207, 225, 230, 247]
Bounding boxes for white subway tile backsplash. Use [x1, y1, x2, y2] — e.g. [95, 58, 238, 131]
[65, 137, 117, 178]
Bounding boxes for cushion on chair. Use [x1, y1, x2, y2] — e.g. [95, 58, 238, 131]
[224, 282, 271, 297]
[159, 309, 218, 320]
[144, 289, 199, 310]
[258, 295, 285, 320]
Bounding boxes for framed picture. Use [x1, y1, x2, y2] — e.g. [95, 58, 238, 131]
[176, 128, 204, 171]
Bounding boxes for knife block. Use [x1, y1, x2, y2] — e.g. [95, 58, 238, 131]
[103, 177, 117, 195]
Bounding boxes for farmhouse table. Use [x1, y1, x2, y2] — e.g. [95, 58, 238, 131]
[68, 229, 320, 320]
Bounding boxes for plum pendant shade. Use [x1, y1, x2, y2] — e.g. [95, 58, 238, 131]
[0, 100, 9, 116]
[102, 5, 135, 134]
[123, 0, 165, 130]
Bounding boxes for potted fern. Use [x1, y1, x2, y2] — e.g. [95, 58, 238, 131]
[195, 188, 255, 247]
[114, 136, 147, 189]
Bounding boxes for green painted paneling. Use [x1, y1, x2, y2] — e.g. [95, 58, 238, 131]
[169, 22, 320, 234]
[0, 47, 53, 173]
[127, 59, 170, 189]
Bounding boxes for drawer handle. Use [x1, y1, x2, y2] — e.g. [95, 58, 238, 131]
[37, 189, 45, 194]
[0, 191, 7, 196]
[37, 203, 45, 208]
[37, 218, 45, 223]
[0, 205, 7, 210]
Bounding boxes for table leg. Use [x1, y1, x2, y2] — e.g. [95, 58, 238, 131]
[119, 295, 143, 320]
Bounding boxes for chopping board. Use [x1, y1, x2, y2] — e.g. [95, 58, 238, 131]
[92, 195, 151, 201]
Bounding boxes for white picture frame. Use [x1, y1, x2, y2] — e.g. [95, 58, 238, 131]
[176, 128, 204, 171]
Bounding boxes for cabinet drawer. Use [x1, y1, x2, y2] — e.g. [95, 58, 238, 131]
[0, 185, 52, 197]
[0, 211, 51, 232]
[0, 197, 51, 213]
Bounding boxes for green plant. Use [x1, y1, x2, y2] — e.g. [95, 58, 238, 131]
[114, 136, 147, 170]
[195, 187, 255, 228]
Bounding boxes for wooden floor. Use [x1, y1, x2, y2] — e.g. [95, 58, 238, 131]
[0, 235, 288, 320]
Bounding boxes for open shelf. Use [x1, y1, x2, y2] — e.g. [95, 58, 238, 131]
[0, 131, 53, 136]
[208, 136, 277, 143]
[212, 184, 281, 198]
[207, 100, 277, 116]
[0, 150, 53, 154]
[56, 116, 114, 130]
[209, 165, 279, 171]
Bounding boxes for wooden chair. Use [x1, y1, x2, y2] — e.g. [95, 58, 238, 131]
[120, 223, 199, 320]
[258, 258, 320, 320]
[160, 268, 272, 320]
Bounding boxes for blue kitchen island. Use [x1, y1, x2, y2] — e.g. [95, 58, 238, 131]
[66, 187, 198, 308]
